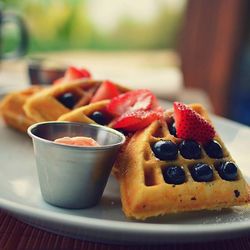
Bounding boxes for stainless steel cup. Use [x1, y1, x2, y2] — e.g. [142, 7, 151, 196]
[28, 121, 125, 209]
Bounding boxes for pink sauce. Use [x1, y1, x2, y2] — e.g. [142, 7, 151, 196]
[54, 136, 100, 147]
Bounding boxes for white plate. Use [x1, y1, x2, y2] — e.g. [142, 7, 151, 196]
[0, 110, 249, 244]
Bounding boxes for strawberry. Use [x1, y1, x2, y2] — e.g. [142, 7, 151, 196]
[64, 66, 84, 80]
[79, 68, 91, 78]
[90, 80, 120, 103]
[173, 102, 215, 144]
[107, 89, 159, 116]
[112, 109, 163, 132]
[53, 66, 91, 85]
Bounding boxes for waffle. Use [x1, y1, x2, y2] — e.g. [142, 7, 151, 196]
[58, 100, 112, 125]
[114, 103, 250, 220]
[24, 79, 128, 122]
[0, 86, 43, 132]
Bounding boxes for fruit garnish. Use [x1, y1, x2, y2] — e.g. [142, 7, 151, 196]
[216, 161, 238, 181]
[57, 92, 77, 109]
[179, 140, 202, 159]
[90, 80, 120, 103]
[79, 68, 91, 78]
[173, 102, 215, 144]
[168, 121, 177, 137]
[204, 140, 223, 159]
[53, 66, 91, 84]
[162, 166, 186, 185]
[54, 136, 99, 147]
[89, 111, 109, 125]
[107, 89, 159, 116]
[190, 163, 214, 182]
[112, 109, 163, 132]
[152, 140, 178, 160]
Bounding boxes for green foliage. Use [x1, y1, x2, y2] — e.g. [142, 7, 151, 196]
[2, 0, 185, 52]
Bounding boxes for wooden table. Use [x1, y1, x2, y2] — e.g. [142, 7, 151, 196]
[0, 210, 249, 250]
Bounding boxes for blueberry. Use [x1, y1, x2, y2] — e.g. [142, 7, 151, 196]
[217, 161, 238, 181]
[190, 163, 214, 182]
[162, 166, 185, 184]
[152, 140, 178, 160]
[179, 140, 202, 159]
[204, 140, 223, 158]
[168, 121, 177, 137]
[89, 111, 108, 125]
[57, 92, 76, 109]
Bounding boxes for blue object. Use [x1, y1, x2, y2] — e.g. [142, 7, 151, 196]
[152, 140, 178, 160]
[190, 163, 214, 182]
[57, 92, 76, 109]
[162, 166, 186, 185]
[217, 162, 238, 181]
[230, 46, 250, 125]
[89, 111, 108, 125]
[204, 140, 223, 159]
[179, 140, 201, 159]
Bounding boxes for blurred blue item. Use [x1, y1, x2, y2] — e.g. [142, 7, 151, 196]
[230, 46, 250, 126]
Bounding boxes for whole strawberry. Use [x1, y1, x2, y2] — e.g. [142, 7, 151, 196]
[173, 102, 215, 144]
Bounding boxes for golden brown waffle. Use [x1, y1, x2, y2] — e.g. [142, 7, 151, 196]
[114, 104, 250, 220]
[58, 100, 112, 125]
[0, 86, 43, 132]
[24, 79, 129, 122]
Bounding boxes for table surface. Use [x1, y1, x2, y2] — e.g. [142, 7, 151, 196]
[0, 210, 249, 250]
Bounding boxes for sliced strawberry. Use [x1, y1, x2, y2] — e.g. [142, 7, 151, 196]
[90, 80, 121, 103]
[80, 68, 91, 78]
[53, 66, 91, 85]
[173, 102, 215, 144]
[112, 109, 163, 132]
[64, 66, 86, 80]
[107, 89, 159, 116]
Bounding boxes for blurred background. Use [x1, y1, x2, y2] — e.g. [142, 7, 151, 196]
[2, 0, 185, 52]
[1, 0, 250, 126]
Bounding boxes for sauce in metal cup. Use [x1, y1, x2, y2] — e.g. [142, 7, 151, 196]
[28, 121, 125, 209]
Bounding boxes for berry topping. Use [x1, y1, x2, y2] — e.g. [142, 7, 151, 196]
[152, 140, 178, 160]
[90, 80, 120, 103]
[89, 111, 108, 125]
[57, 92, 77, 109]
[168, 121, 177, 137]
[173, 102, 215, 144]
[204, 140, 223, 158]
[162, 166, 186, 185]
[53, 66, 91, 84]
[190, 163, 214, 182]
[179, 140, 202, 159]
[216, 161, 238, 181]
[107, 89, 159, 116]
[112, 109, 163, 132]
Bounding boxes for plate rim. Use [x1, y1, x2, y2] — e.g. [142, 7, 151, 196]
[1, 195, 249, 236]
